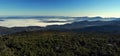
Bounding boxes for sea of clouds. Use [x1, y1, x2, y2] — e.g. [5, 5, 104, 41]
[0, 17, 118, 27]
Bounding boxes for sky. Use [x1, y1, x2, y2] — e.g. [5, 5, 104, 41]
[0, 0, 120, 17]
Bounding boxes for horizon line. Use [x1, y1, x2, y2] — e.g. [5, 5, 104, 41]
[0, 15, 120, 18]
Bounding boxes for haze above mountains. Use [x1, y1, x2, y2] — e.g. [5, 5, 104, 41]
[0, 16, 120, 35]
[0, 16, 119, 27]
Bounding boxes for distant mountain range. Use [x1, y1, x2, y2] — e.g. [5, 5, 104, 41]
[0, 16, 120, 35]
[0, 16, 118, 20]
[0, 16, 71, 19]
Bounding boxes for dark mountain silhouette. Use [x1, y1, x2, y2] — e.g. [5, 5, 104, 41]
[0, 26, 43, 35]
[70, 25, 120, 33]
[46, 20, 120, 29]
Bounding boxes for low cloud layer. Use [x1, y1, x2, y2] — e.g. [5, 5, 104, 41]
[0, 17, 119, 27]
[0, 19, 72, 27]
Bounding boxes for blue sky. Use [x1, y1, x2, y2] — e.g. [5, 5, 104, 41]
[0, 0, 120, 17]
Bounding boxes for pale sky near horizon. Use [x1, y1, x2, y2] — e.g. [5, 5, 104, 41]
[0, 0, 120, 17]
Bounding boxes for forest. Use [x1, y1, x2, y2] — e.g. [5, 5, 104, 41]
[0, 31, 120, 56]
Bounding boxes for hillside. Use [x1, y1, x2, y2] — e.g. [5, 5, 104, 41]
[0, 31, 120, 56]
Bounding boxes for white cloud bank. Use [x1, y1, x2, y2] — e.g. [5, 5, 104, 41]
[0, 19, 71, 27]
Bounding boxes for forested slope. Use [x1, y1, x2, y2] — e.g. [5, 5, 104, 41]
[0, 31, 120, 56]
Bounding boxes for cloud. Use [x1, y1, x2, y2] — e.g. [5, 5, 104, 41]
[0, 19, 71, 27]
[0, 17, 118, 27]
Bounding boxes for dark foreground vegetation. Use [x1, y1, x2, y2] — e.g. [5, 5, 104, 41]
[0, 31, 120, 56]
